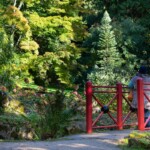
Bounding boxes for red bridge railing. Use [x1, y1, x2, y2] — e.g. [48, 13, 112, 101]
[86, 79, 150, 133]
[137, 79, 150, 130]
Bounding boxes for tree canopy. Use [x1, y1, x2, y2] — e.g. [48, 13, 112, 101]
[0, 0, 150, 89]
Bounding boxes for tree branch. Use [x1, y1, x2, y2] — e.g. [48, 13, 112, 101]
[18, 1, 24, 10]
[13, 0, 17, 6]
[15, 35, 22, 47]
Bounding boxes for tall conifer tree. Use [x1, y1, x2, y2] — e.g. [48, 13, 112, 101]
[88, 10, 120, 85]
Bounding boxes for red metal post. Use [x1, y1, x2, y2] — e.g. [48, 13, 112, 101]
[137, 79, 145, 130]
[117, 83, 123, 130]
[86, 81, 93, 134]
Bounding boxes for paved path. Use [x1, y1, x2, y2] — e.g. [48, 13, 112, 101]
[0, 129, 135, 150]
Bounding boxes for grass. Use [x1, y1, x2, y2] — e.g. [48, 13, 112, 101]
[19, 82, 57, 92]
[119, 131, 150, 150]
[19, 82, 83, 93]
[119, 139, 146, 150]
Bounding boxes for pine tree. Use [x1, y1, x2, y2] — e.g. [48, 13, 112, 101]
[88, 10, 121, 85]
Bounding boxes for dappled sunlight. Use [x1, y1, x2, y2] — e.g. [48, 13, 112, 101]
[59, 143, 97, 148]
[64, 129, 132, 140]
[0, 138, 121, 150]
[98, 139, 118, 145]
[16, 148, 47, 150]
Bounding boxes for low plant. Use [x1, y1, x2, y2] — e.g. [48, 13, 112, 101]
[34, 90, 74, 139]
[119, 131, 150, 150]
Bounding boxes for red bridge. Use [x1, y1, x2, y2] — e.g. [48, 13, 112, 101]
[86, 78, 150, 133]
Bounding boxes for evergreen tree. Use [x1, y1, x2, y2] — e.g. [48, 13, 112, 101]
[88, 11, 121, 85]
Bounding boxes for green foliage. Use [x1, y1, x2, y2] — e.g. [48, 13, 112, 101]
[82, 0, 150, 85]
[97, 11, 119, 68]
[0, 91, 7, 114]
[1, 0, 150, 90]
[35, 90, 73, 139]
[0, 3, 40, 90]
[27, 2, 87, 86]
[16, 89, 74, 139]
[5, 99, 25, 115]
[112, 19, 141, 81]
[88, 11, 121, 85]
[120, 131, 150, 150]
[20, 40, 39, 52]
[116, 18, 146, 60]
[90, 0, 150, 61]
[0, 88, 76, 140]
[3, 5, 30, 33]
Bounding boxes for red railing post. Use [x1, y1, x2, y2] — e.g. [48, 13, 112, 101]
[117, 83, 123, 130]
[86, 81, 93, 133]
[137, 79, 145, 130]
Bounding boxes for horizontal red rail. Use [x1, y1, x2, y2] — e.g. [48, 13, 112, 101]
[123, 123, 137, 127]
[92, 85, 116, 88]
[144, 82, 150, 85]
[93, 90, 116, 93]
[93, 90, 129, 94]
[93, 125, 118, 129]
[145, 127, 150, 130]
[143, 88, 150, 91]
[92, 85, 129, 88]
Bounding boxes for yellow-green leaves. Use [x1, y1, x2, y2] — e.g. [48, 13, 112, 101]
[20, 40, 39, 51]
[4, 6, 30, 33]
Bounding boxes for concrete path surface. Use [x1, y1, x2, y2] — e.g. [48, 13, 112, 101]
[0, 129, 135, 150]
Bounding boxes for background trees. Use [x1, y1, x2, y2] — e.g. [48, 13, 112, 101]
[0, 0, 87, 89]
[0, 0, 150, 89]
[83, 0, 150, 85]
[23, 0, 87, 87]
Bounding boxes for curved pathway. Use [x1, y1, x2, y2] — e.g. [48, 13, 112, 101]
[0, 129, 135, 150]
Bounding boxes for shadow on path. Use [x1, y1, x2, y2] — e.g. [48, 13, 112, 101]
[0, 129, 136, 150]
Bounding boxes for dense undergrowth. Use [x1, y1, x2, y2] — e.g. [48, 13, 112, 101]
[0, 84, 149, 150]
[0, 85, 86, 140]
